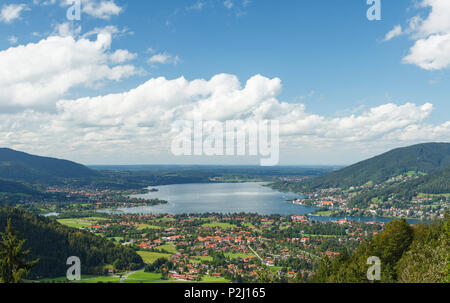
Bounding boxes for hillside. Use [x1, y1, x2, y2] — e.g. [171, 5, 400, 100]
[311, 215, 449, 283]
[0, 207, 144, 279]
[0, 179, 38, 195]
[299, 143, 450, 190]
[348, 166, 450, 208]
[0, 148, 98, 184]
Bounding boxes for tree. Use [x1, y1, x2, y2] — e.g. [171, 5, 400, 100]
[0, 219, 39, 283]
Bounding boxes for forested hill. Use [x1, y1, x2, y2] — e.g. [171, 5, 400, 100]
[0, 207, 144, 279]
[349, 165, 450, 208]
[311, 215, 449, 283]
[0, 148, 98, 184]
[0, 179, 38, 195]
[300, 143, 450, 189]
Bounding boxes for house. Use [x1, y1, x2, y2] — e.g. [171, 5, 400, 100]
[321, 201, 334, 207]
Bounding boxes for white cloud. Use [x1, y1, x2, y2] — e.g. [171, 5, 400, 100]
[384, 25, 403, 41]
[8, 36, 18, 45]
[0, 28, 138, 110]
[224, 0, 234, 9]
[0, 4, 28, 23]
[403, 33, 450, 70]
[186, 1, 206, 11]
[389, 0, 450, 70]
[148, 52, 180, 66]
[0, 74, 448, 164]
[82, 0, 122, 19]
[58, 0, 122, 19]
[53, 22, 82, 37]
[110, 49, 137, 63]
[223, 0, 251, 16]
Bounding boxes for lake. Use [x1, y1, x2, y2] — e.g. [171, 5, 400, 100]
[99, 182, 424, 224]
[120, 182, 316, 216]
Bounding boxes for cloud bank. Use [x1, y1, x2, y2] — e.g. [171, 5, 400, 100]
[1, 71, 448, 163]
[0, 27, 137, 110]
[387, 0, 450, 70]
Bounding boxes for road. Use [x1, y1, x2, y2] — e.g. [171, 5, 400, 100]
[248, 245, 265, 264]
[120, 268, 145, 283]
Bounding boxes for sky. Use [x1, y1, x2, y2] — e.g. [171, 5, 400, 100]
[0, 0, 449, 166]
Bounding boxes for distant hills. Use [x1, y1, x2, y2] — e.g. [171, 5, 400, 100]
[0, 148, 98, 185]
[301, 143, 450, 189]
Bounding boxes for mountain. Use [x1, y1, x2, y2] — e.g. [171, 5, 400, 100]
[0, 179, 38, 195]
[301, 143, 450, 189]
[348, 165, 450, 208]
[0, 148, 99, 184]
[416, 165, 450, 194]
[0, 207, 144, 279]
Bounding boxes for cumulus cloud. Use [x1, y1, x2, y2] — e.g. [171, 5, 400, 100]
[0, 74, 448, 163]
[389, 0, 450, 70]
[81, 0, 122, 19]
[148, 52, 180, 66]
[0, 4, 28, 23]
[0, 27, 138, 110]
[55, 0, 122, 19]
[110, 49, 137, 63]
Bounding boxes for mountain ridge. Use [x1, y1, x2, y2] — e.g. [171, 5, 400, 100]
[0, 148, 98, 184]
[302, 142, 450, 189]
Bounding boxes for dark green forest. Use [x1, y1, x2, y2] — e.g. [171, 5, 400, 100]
[0, 207, 144, 279]
[349, 166, 450, 208]
[275, 143, 450, 191]
[311, 214, 450, 283]
[0, 148, 99, 184]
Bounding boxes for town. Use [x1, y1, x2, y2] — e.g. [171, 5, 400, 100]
[283, 171, 448, 221]
[39, 201, 384, 283]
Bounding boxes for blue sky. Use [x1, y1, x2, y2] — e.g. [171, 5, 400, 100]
[0, 0, 449, 165]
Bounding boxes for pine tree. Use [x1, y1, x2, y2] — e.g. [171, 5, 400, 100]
[0, 219, 39, 283]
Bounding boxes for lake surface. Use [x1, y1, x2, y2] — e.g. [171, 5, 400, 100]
[99, 182, 424, 224]
[119, 182, 316, 216]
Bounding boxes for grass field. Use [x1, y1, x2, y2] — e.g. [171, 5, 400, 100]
[311, 210, 334, 216]
[38, 272, 229, 284]
[202, 222, 236, 229]
[190, 256, 213, 263]
[38, 276, 75, 283]
[225, 253, 254, 259]
[137, 251, 172, 264]
[77, 276, 121, 283]
[107, 236, 124, 242]
[124, 271, 162, 283]
[39, 275, 120, 283]
[57, 217, 106, 229]
[200, 276, 230, 283]
[150, 217, 175, 223]
[407, 171, 427, 176]
[155, 243, 178, 254]
[136, 223, 161, 230]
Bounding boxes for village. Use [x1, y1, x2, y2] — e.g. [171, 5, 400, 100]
[13, 181, 440, 283]
[290, 172, 448, 221]
[59, 212, 384, 283]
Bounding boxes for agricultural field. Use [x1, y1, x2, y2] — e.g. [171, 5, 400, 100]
[57, 217, 107, 229]
[137, 251, 172, 264]
[202, 222, 236, 229]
